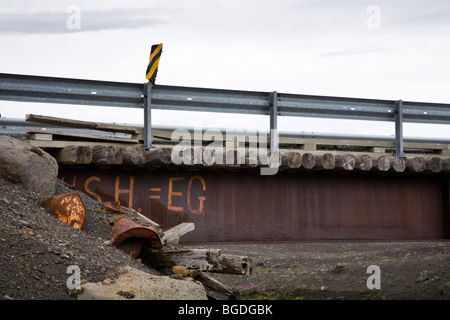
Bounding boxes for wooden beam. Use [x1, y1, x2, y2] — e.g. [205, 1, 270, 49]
[190, 270, 240, 300]
[53, 146, 93, 165]
[406, 157, 426, 173]
[26, 114, 142, 136]
[391, 157, 406, 172]
[161, 223, 195, 245]
[335, 154, 356, 170]
[91, 145, 122, 165]
[27, 129, 139, 144]
[141, 248, 253, 275]
[357, 154, 373, 171]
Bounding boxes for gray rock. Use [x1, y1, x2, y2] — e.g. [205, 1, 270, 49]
[0, 136, 58, 197]
[77, 266, 208, 300]
[416, 270, 430, 283]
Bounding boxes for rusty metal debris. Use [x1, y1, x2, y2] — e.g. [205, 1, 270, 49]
[38, 192, 86, 229]
[102, 200, 160, 228]
[111, 217, 163, 258]
[102, 200, 131, 214]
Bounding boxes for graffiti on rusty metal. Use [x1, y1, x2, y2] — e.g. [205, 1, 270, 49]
[60, 171, 207, 216]
[59, 169, 448, 243]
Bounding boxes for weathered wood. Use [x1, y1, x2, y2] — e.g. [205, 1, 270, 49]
[287, 151, 302, 168]
[144, 147, 173, 166]
[120, 146, 146, 166]
[391, 157, 406, 172]
[27, 139, 143, 149]
[53, 146, 93, 165]
[26, 114, 142, 136]
[335, 154, 356, 170]
[142, 248, 222, 271]
[375, 155, 390, 171]
[298, 153, 335, 171]
[406, 157, 426, 173]
[27, 129, 139, 144]
[92, 145, 122, 165]
[301, 153, 315, 169]
[358, 154, 373, 171]
[320, 153, 336, 170]
[29, 132, 53, 141]
[141, 248, 253, 275]
[161, 223, 195, 245]
[442, 158, 450, 172]
[280, 151, 301, 169]
[220, 254, 253, 276]
[190, 270, 240, 300]
[428, 157, 442, 173]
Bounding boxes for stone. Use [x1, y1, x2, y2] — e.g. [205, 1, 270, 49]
[77, 266, 207, 300]
[0, 136, 58, 197]
[172, 265, 189, 278]
[416, 270, 430, 283]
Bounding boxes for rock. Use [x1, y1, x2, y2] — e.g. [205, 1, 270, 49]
[0, 136, 58, 197]
[330, 265, 345, 274]
[77, 266, 208, 300]
[172, 265, 189, 278]
[416, 270, 430, 283]
[171, 274, 185, 280]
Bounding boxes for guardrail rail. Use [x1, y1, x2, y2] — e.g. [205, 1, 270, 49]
[2, 72, 450, 155]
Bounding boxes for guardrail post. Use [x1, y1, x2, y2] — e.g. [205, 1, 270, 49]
[395, 99, 406, 157]
[269, 91, 279, 153]
[143, 82, 153, 149]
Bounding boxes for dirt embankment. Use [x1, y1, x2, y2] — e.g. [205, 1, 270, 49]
[0, 176, 166, 300]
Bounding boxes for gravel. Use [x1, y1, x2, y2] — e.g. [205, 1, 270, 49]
[0, 177, 159, 300]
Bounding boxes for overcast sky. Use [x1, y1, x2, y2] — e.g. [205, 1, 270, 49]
[1, 0, 450, 138]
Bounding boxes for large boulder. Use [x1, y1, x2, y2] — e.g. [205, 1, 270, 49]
[0, 135, 58, 197]
[77, 266, 208, 300]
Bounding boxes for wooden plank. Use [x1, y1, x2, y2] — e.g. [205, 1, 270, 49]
[26, 114, 142, 136]
[27, 129, 139, 143]
[357, 154, 373, 171]
[27, 139, 144, 149]
[161, 223, 195, 245]
[26, 114, 185, 142]
[53, 146, 93, 165]
[335, 154, 356, 170]
[141, 248, 253, 275]
[279, 137, 450, 154]
[406, 157, 426, 173]
[190, 270, 240, 300]
[29, 132, 53, 141]
[92, 145, 122, 165]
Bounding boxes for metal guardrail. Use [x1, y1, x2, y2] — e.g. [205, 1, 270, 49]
[1, 73, 450, 155]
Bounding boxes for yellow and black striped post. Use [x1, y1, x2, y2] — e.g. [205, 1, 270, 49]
[144, 43, 163, 149]
[146, 43, 163, 85]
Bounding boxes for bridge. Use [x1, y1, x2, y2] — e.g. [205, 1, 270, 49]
[1, 73, 450, 242]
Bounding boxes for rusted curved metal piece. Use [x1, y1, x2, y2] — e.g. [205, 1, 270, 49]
[111, 218, 163, 258]
[38, 192, 86, 229]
